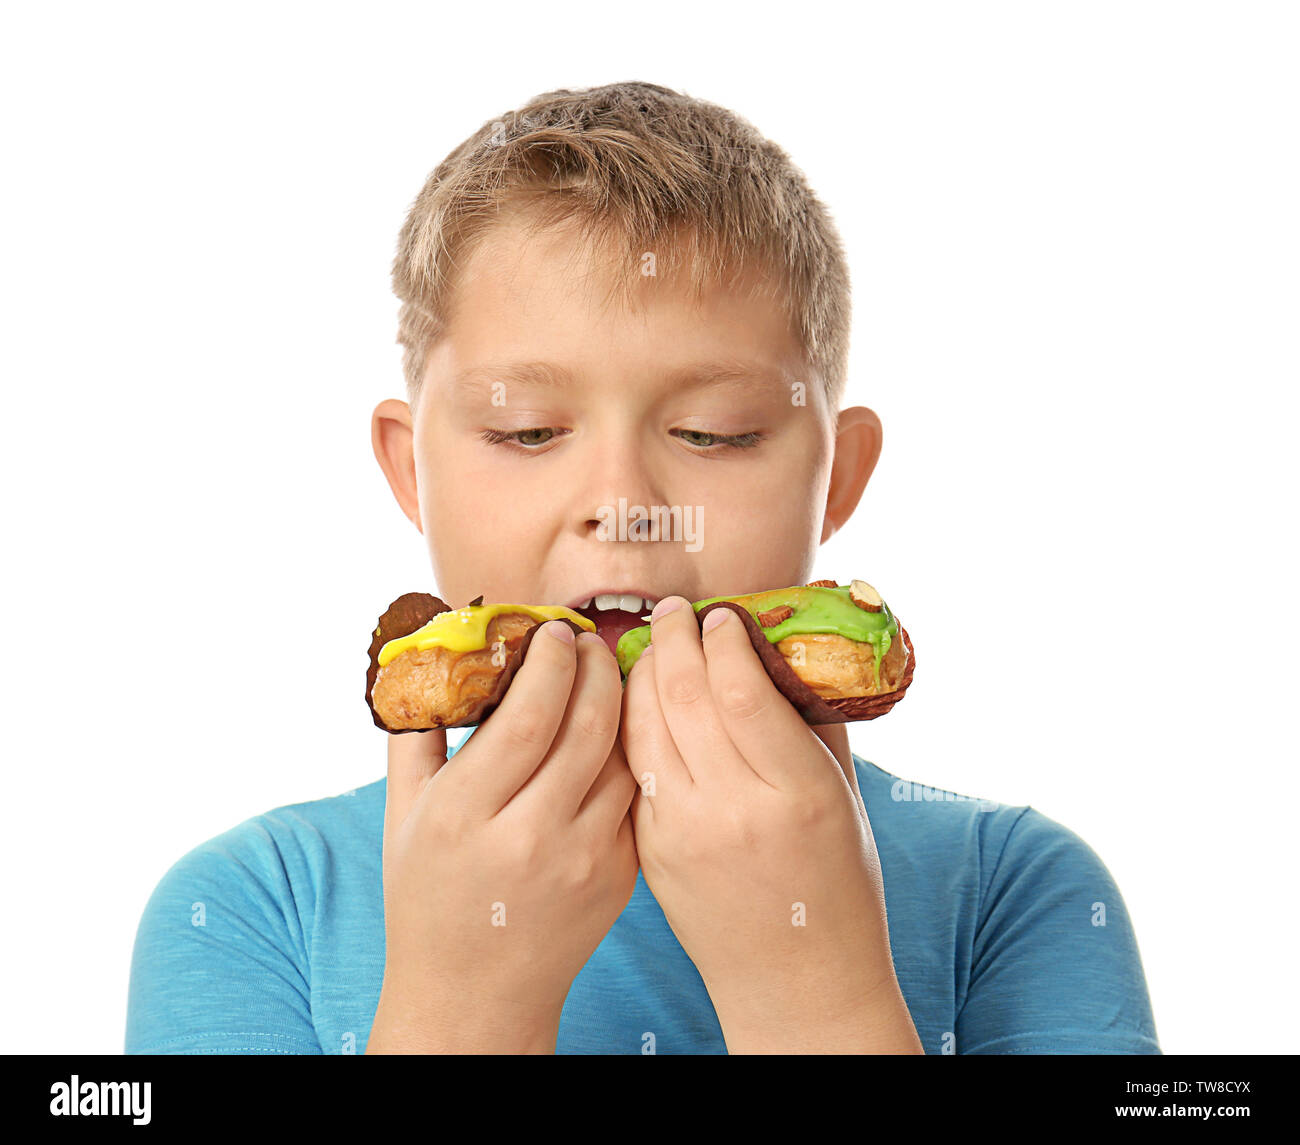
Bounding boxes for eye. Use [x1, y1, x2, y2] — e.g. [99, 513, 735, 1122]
[674, 429, 764, 450]
[479, 427, 560, 450]
[478, 426, 764, 453]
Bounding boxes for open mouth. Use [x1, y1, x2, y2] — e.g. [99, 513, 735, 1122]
[571, 593, 658, 656]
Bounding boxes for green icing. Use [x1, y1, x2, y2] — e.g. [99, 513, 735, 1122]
[615, 584, 897, 680]
[617, 626, 654, 676]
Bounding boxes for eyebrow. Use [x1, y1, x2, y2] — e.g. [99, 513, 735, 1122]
[450, 359, 792, 397]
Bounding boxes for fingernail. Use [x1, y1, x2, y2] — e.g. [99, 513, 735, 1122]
[577, 631, 607, 651]
[640, 643, 654, 660]
[701, 608, 731, 635]
[651, 597, 684, 622]
[546, 620, 575, 644]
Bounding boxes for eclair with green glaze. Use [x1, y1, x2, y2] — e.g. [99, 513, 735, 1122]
[616, 579, 915, 725]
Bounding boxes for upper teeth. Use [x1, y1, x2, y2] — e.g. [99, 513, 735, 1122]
[578, 594, 658, 614]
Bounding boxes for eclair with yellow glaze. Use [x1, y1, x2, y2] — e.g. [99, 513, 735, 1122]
[364, 593, 594, 733]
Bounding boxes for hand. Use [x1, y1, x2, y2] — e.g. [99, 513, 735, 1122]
[620, 596, 918, 1052]
[369, 622, 639, 1053]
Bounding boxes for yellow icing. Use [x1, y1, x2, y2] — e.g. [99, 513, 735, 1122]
[377, 604, 595, 667]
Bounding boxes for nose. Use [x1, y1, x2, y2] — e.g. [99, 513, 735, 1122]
[574, 422, 665, 540]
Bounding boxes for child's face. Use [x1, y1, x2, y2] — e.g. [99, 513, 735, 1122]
[374, 215, 879, 653]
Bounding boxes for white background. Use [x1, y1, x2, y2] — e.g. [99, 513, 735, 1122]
[2, 1, 1295, 1055]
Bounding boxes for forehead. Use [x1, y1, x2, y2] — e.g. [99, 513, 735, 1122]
[437, 213, 805, 376]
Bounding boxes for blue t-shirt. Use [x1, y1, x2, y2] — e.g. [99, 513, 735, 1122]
[126, 734, 1160, 1054]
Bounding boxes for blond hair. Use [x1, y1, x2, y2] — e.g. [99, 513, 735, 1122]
[392, 81, 850, 416]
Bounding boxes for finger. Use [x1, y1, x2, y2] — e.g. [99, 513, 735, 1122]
[444, 619, 578, 815]
[643, 596, 749, 787]
[810, 721, 862, 799]
[620, 640, 692, 803]
[577, 741, 643, 889]
[605, 720, 656, 827]
[385, 726, 448, 837]
[575, 738, 639, 837]
[513, 631, 624, 817]
[617, 812, 638, 877]
[699, 605, 830, 789]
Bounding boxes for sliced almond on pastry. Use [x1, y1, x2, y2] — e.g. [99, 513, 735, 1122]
[757, 605, 794, 627]
[849, 579, 884, 612]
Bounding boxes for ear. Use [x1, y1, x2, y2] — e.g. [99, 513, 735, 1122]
[371, 398, 423, 534]
[821, 406, 882, 544]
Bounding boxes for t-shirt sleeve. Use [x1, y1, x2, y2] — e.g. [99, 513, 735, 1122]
[126, 821, 322, 1055]
[955, 807, 1161, 1055]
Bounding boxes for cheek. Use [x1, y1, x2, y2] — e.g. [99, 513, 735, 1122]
[416, 430, 549, 548]
[416, 431, 490, 537]
[707, 438, 826, 519]
[687, 450, 826, 578]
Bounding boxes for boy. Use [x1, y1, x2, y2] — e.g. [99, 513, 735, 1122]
[126, 81, 1159, 1054]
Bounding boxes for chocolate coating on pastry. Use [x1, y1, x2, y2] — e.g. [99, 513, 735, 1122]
[693, 601, 915, 725]
[365, 592, 450, 732]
